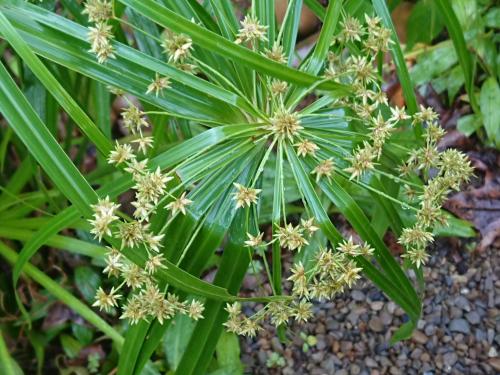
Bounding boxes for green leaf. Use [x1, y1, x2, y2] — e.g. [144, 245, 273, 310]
[164, 314, 196, 371]
[450, 0, 478, 31]
[129, 153, 264, 375]
[390, 320, 416, 344]
[435, 0, 479, 113]
[433, 215, 476, 238]
[60, 334, 82, 359]
[287, 146, 420, 330]
[485, 7, 500, 29]
[281, 0, 303, 63]
[208, 0, 238, 39]
[213, 332, 243, 375]
[0, 55, 281, 311]
[12, 208, 81, 286]
[284, 143, 342, 243]
[303, 0, 342, 75]
[406, 0, 444, 49]
[0, 226, 105, 259]
[286, 0, 343, 106]
[479, 77, 500, 147]
[176, 209, 255, 375]
[0, 60, 96, 218]
[118, 0, 350, 95]
[117, 321, 150, 375]
[74, 266, 101, 303]
[410, 42, 457, 86]
[9, 124, 258, 298]
[372, 0, 419, 118]
[318, 174, 420, 317]
[0, 330, 17, 375]
[71, 323, 94, 347]
[457, 113, 482, 136]
[256, 0, 276, 48]
[304, 0, 326, 20]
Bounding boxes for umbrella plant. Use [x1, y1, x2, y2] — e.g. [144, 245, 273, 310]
[0, 0, 472, 374]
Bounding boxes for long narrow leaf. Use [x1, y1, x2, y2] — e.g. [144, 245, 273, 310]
[435, 0, 479, 112]
[0, 330, 16, 375]
[372, 0, 419, 118]
[119, 0, 350, 94]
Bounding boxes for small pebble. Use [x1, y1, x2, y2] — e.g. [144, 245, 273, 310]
[465, 311, 481, 325]
[449, 319, 471, 335]
[368, 317, 384, 332]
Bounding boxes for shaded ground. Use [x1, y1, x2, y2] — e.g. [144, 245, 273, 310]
[240, 239, 500, 374]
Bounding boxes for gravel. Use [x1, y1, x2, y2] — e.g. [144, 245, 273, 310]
[240, 240, 499, 374]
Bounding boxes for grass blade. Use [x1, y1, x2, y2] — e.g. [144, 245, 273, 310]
[304, 0, 326, 20]
[0, 329, 16, 375]
[372, 0, 419, 118]
[281, 0, 303, 63]
[434, 0, 479, 112]
[302, 0, 342, 75]
[256, 0, 276, 48]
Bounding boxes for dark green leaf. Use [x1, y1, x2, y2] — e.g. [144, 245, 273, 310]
[479, 77, 500, 147]
[406, 0, 444, 49]
[74, 266, 101, 303]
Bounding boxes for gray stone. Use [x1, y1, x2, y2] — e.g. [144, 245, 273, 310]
[443, 352, 458, 367]
[341, 341, 353, 353]
[453, 296, 471, 311]
[465, 311, 481, 325]
[352, 290, 365, 301]
[488, 328, 495, 343]
[364, 357, 377, 368]
[424, 324, 437, 336]
[380, 311, 393, 326]
[411, 348, 423, 359]
[320, 356, 336, 373]
[271, 337, 283, 351]
[449, 319, 470, 334]
[312, 351, 324, 363]
[490, 358, 500, 372]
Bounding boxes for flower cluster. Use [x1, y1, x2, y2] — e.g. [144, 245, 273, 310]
[89, 102, 200, 325]
[397, 107, 473, 267]
[324, 17, 407, 180]
[229, 235, 374, 336]
[235, 15, 268, 45]
[161, 29, 196, 73]
[94, 247, 204, 324]
[245, 218, 318, 253]
[84, 0, 115, 63]
[224, 300, 313, 337]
